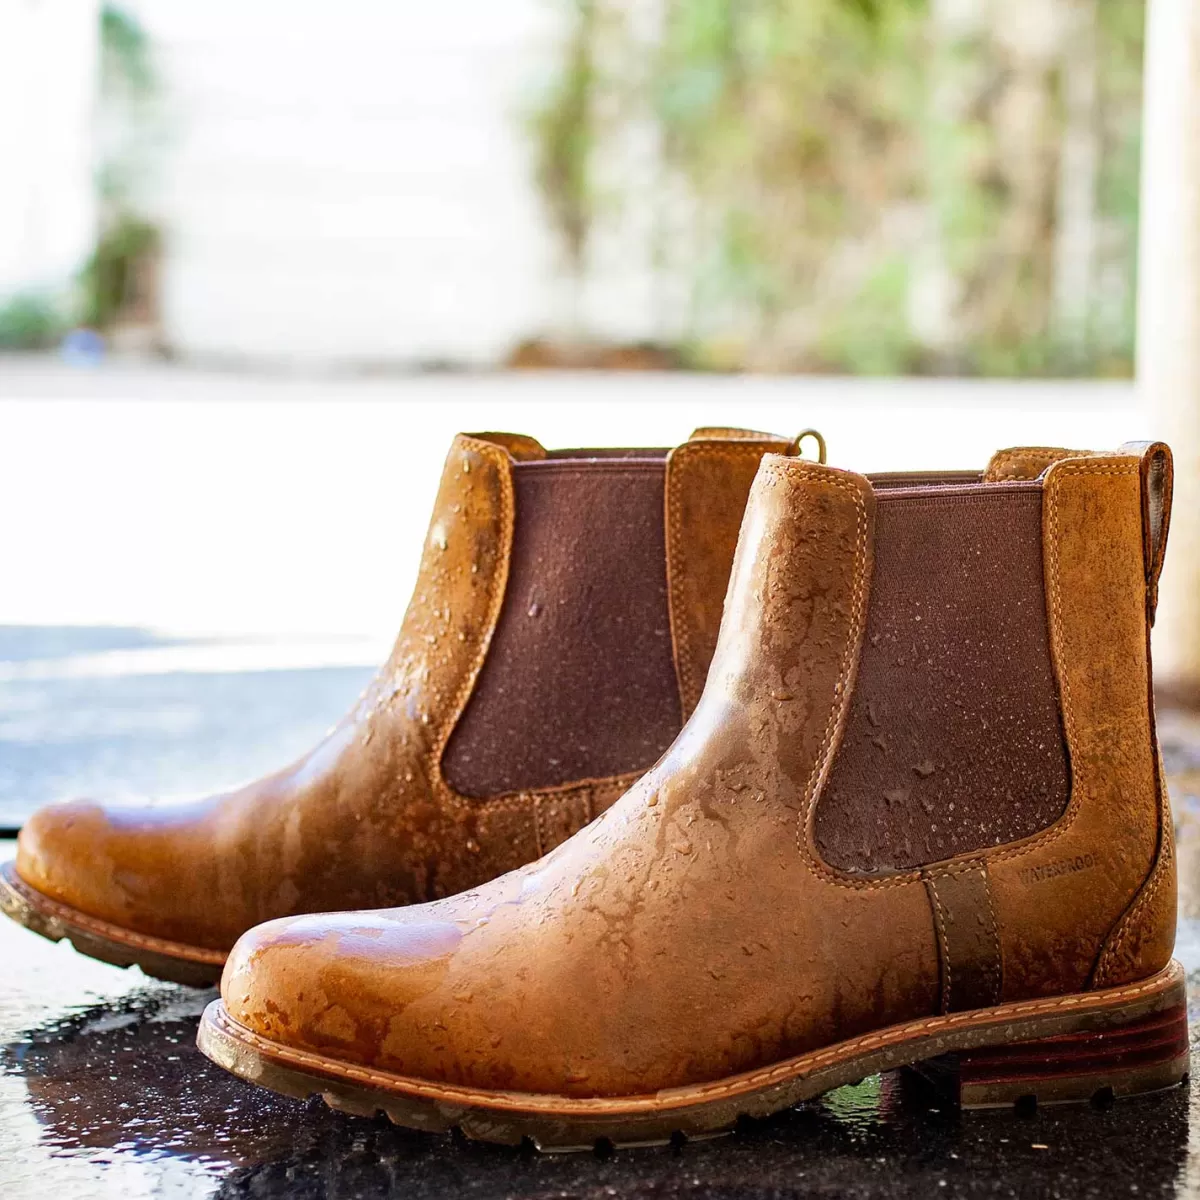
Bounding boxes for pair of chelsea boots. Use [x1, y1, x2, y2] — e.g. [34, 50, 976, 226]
[1, 427, 1187, 1151]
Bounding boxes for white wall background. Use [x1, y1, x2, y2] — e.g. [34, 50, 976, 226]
[0, 0, 99, 300]
[131, 1, 561, 366]
[0, 2, 666, 365]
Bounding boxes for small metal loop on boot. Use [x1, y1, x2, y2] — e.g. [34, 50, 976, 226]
[791, 428, 827, 463]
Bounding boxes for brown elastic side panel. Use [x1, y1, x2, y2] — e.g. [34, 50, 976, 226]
[443, 457, 682, 798]
[815, 483, 1070, 872]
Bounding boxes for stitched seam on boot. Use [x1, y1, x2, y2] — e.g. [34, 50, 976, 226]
[981, 461, 1141, 867]
[928, 882, 953, 1012]
[214, 967, 1181, 1107]
[796, 460, 1142, 891]
[1094, 816, 1173, 984]
[666, 441, 782, 717]
[427, 442, 639, 819]
[782, 463, 923, 891]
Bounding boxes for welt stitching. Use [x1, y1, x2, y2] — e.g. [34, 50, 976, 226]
[8, 873, 225, 962]
[217, 967, 1177, 1110]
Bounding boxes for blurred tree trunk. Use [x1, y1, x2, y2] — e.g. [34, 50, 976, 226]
[1053, 0, 1100, 363]
[1139, 0, 1200, 696]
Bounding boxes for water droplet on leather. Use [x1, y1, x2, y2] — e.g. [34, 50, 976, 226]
[528, 601, 541, 618]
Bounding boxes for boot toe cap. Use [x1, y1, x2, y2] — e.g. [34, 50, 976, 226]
[15, 796, 232, 950]
[221, 908, 468, 1074]
[17, 800, 121, 915]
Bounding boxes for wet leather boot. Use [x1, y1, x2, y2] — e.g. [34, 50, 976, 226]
[199, 442, 1187, 1149]
[1, 426, 799, 984]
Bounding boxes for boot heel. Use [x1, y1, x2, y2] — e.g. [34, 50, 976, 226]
[913, 1001, 1191, 1110]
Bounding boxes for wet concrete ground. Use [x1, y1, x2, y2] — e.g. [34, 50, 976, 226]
[0, 645, 1197, 1197]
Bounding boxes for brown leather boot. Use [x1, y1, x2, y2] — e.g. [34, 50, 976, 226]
[1, 426, 798, 983]
[198, 442, 1187, 1149]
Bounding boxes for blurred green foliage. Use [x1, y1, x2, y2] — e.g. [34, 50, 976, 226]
[530, 0, 598, 276]
[530, 0, 1145, 376]
[86, 4, 162, 333]
[100, 3, 156, 99]
[0, 296, 67, 351]
[0, 5, 162, 349]
[79, 217, 160, 330]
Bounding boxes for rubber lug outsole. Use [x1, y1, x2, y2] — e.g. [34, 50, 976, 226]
[0, 860, 224, 987]
[196, 959, 1190, 1152]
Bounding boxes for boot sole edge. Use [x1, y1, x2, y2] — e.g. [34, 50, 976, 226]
[196, 958, 1190, 1151]
[0, 860, 225, 986]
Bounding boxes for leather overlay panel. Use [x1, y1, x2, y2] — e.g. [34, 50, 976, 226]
[815, 484, 1070, 871]
[443, 457, 682, 797]
[924, 866, 1003, 1012]
[987, 458, 1162, 999]
[664, 435, 792, 718]
[984, 446, 1083, 481]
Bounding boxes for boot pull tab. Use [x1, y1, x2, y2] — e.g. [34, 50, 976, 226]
[1118, 440, 1174, 625]
[790, 428, 827, 464]
[685, 426, 825, 461]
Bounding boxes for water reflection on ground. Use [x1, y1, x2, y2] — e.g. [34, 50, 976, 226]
[0, 706, 1197, 1197]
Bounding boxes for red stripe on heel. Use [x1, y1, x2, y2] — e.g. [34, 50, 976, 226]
[914, 1001, 1191, 1110]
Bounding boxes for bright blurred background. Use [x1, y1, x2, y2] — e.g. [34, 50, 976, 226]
[0, 1, 1154, 373]
[1, 0, 1199, 832]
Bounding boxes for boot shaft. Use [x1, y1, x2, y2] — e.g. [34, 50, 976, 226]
[396, 427, 797, 815]
[711, 443, 1176, 1005]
